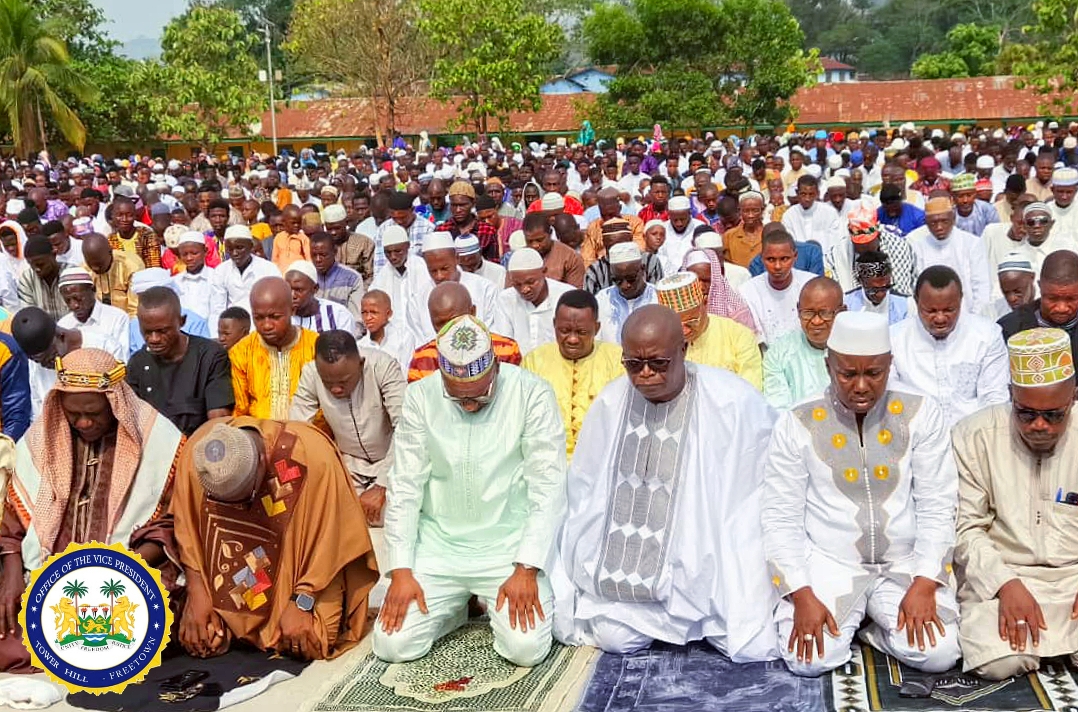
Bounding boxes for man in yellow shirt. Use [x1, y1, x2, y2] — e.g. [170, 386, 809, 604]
[81, 232, 144, 316]
[522, 289, 621, 457]
[655, 272, 762, 388]
[229, 276, 318, 418]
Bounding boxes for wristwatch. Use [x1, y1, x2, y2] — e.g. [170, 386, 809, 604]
[291, 592, 315, 612]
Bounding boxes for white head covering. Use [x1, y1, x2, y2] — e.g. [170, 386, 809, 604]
[131, 267, 175, 295]
[224, 224, 254, 242]
[684, 250, 710, 268]
[644, 219, 665, 232]
[323, 204, 347, 223]
[423, 231, 455, 252]
[608, 242, 643, 265]
[382, 224, 410, 247]
[976, 155, 995, 170]
[1053, 167, 1078, 187]
[695, 231, 723, 249]
[192, 423, 261, 502]
[508, 230, 526, 251]
[827, 311, 891, 356]
[540, 192, 565, 211]
[668, 195, 691, 212]
[178, 230, 207, 247]
[454, 235, 481, 256]
[285, 260, 318, 284]
[825, 176, 846, 191]
[508, 247, 544, 271]
[997, 252, 1036, 275]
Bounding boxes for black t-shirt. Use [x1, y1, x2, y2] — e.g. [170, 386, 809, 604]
[999, 300, 1078, 357]
[126, 335, 234, 437]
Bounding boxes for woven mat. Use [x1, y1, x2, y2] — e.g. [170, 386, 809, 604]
[826, 644, 1078, 711]
[309, 622, 598, 712]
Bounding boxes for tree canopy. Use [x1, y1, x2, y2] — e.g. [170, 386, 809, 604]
[420, 0, 563, 135]
[583, 0, 817, 131]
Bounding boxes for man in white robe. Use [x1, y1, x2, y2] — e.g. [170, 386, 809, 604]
[370, 224, 423, 329]
[552, 305, 779, 661]
[657, 196, 701, 275]
[498, 248, 573, 356]
[763, 311, 961, 676]
[782, 175, 845, 254]
[1049, 168, 1078, 239]
[890, 265, 1009, 428]
[906, 197, 992, 316]
[955, 327, 1078, 679]
[404, 231, 508, 343]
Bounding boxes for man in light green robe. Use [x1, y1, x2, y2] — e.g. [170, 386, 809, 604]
[762, 277, 844, 409]
[955, 326, 1078, 679]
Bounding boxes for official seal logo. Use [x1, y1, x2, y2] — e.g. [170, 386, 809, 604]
[19, 541, 172, 695]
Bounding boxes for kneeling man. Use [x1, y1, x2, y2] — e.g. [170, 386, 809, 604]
[763, 311, 961, 676]
[374, 315, 566, 667]
[955, 328, 1078, 679]
[173, 419, 379, 660]
[553, 305, 779, 661]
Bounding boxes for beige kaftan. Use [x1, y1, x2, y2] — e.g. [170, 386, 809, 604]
[954, 404, 1078, 671]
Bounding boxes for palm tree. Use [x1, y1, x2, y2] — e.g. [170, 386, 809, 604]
[0, 0, 97, 155]
[61, 579, 88, 634]
[99, 579, 125, 635]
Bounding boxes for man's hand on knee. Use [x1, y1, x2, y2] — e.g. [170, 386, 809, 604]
[998, 579, 1046, 653]
[380, 569, 427, 635]
[898, 576, 945, 651]
[788, 587, 839, 665]
[496, 564, 544, 633]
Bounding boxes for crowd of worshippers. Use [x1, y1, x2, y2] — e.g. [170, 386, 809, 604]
[0, 119, 1074, 679]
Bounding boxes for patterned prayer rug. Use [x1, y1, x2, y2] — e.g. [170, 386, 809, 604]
[574, 640, 826, 712]
[310, 623, 599, 712]
[825, 644, 1078, 711]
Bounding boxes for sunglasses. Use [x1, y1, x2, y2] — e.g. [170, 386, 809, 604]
[863, 284, 893, 297]
[442, 377, 497, 406]
[1025, 216, 1051, 227]
[622, 357, 673, 374]
[1014, 405, 1069, 424]
[798, 309, 840, 322]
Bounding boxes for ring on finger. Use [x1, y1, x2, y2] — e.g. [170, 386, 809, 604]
[803, 634, 814, 642]
[1016, 620, 1027, 626]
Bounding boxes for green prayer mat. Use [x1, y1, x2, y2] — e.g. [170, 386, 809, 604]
[827, 644, 1078, 711]
[311, 623, 598, 712]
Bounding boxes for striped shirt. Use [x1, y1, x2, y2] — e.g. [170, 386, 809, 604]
[407, 333, 522, 383]
[584, 252, 664, 295]
[109, 226, 162, 268]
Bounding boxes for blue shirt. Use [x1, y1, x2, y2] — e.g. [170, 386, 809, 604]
[0, 332, 30, 441]
[749, 240, 825, 277]
[844, 289, 909, 324]
[877, 204, 926, 237]
[129, 308, 211, 358]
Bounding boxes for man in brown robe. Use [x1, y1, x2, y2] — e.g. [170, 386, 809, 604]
[0, 348, 185, 672]
[173, 418, 378, 660]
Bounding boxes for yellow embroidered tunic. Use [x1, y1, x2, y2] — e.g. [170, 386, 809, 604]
[521, 341, 622, 457]
[230, 328, 318, 419]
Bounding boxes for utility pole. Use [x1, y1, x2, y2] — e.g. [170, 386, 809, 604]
[260, 17, 279, 157]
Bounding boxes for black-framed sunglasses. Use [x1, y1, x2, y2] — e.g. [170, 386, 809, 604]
[1025, 216, 1051, 227]
[1014, 405, 1069, 424]
[442, 376, 497, 406]
[863, 283, 893, 297]
[798, 308, 840, 322]
[622, 357, 673, 374]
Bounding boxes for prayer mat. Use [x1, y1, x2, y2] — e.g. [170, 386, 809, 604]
[574, 640, 826, 712]
[67, 645, 309, 711]
[310, 622, 599, 712]
[825, 643, 1078, 711]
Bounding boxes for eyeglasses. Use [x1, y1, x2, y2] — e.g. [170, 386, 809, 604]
[622, 357, 673, 374]
[442, 377, 497, 406]
[1014, 405, 1070, 424]
[798, 309, 840, 322]
[612, 273, 640, 286]
[1025, 216, 1051, 227]
[682, 316, 703, 330]
[863, 283, 893, 297]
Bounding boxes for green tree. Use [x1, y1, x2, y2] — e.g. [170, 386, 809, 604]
[99, 579, 125, 635]
[62, 580, 88, 612]
[583, 0, 816, 131]
[140, 5, 264, 149]
[420, 0, 563, 135]
[61, 55, 160, 147]
[911, 22, 1001, 78]
[0, 0, 96, 155]
[1010, 0, 1078, 116]
[26, 0, 113, 61]
[286, 0, 432, 143]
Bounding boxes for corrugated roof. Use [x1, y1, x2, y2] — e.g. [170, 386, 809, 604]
[819, 57, 856, 71]
[228, 76, 1052, 142]
[791, 76, 1045, 126]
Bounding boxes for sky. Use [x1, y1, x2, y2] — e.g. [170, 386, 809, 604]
[94, 0, 188, 42]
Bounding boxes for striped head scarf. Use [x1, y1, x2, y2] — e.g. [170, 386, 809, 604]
[681, 248, 757, 333]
